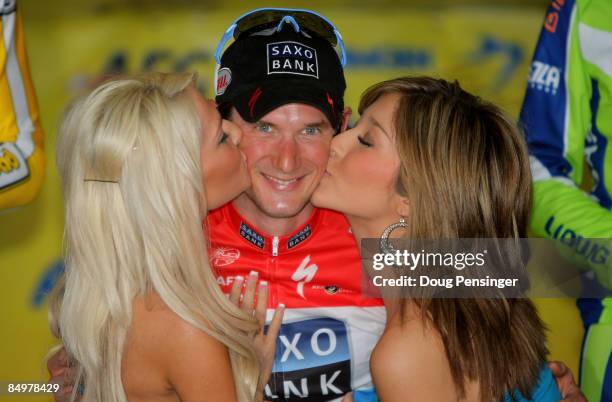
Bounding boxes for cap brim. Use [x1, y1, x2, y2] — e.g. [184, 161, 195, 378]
[231, 80, 340, 128]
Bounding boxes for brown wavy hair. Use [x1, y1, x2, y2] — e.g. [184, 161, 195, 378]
[360, 77, 547, 402]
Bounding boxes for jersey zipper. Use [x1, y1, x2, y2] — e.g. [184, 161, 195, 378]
[272, 236, 279, 256]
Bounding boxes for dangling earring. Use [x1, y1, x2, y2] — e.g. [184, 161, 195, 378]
[380, 217, 408, 254]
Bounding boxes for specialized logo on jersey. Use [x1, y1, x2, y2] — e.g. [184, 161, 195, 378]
[528, 61, 561, 95]
[291, 255, 318, 299]
[240, 222, 265, 249]
[0, 143, 30, 190]
[211, 247, 240, 266]
[265, 317, 351, 401]
[288, 224, 312, 249]
[215, 67, 232, 96]
[267, 41, 319, 78]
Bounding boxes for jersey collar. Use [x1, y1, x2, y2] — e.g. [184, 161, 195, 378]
[225, 202, 321, 255]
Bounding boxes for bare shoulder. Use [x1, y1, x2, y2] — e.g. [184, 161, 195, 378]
[370, 307, 458, 402]
[125, 293, 195, 369]
[122, 294, 176, 400]
[123, 293, 237, 402]
[129, 293, 218, 359]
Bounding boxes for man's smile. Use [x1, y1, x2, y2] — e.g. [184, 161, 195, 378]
[261, 173, 307, 191]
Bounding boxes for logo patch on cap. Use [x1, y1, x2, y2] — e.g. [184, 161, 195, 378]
[216, 67, 232, 96]
[267, 41, 318, 78]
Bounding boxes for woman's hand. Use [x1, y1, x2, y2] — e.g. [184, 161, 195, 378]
[549, 361, 587, 402]
[47, 347, 80, 402]
[229, 271, 284, 402]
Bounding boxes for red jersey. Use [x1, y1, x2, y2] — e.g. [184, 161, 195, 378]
[207, 202, 385, 402]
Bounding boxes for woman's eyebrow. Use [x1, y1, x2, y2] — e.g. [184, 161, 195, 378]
[214, 113, 223, 141]
[216, 121, 223, 141]
[369, 116, 390, 138]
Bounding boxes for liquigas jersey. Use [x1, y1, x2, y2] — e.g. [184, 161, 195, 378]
[207, 203, 386, 402]
[0, 1, 45, 210]
[519, 1, 612, 400]
[520, 0, 612, 295]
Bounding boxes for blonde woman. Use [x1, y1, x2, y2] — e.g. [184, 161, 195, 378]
[50, 72, 282, 402]
[313, 77, 562, 401]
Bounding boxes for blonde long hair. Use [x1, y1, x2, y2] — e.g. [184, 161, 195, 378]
[50, 72, 259, 402]
[360, 77, 547, 402]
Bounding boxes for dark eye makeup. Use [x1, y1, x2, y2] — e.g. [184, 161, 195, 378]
[358, 135, 372, 147]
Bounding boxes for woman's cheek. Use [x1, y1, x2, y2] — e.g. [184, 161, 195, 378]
[348, 153, 379, 186]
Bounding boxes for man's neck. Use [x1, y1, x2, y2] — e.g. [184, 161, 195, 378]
[232, 195, 315, 236]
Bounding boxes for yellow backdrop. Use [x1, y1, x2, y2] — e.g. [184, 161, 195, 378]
[0, 3, 583, 401]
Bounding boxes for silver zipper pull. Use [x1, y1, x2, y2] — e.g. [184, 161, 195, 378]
[272, 236, 279, 256]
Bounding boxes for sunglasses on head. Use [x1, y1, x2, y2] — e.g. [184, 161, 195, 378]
[214, 8, 347, 67]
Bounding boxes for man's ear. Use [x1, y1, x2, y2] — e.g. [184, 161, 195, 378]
[340, 107, 352, 132]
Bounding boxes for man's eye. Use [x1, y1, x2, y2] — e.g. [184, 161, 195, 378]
[256, 123, 272, 133]
[303, 127, 320, 135]
[219, 132, 229, 144]
[358, 136, 372, 147]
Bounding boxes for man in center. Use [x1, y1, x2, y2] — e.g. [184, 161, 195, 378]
[207, 13, 386, 402]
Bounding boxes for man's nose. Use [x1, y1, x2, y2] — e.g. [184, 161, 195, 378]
[273, 137, 299, 173]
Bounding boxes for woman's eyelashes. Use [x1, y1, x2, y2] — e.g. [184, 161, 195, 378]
[219, 120, 235, 144]
[358, 134, 372, 147]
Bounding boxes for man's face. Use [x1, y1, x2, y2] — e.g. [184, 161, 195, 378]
[229, 103, 335, 218]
